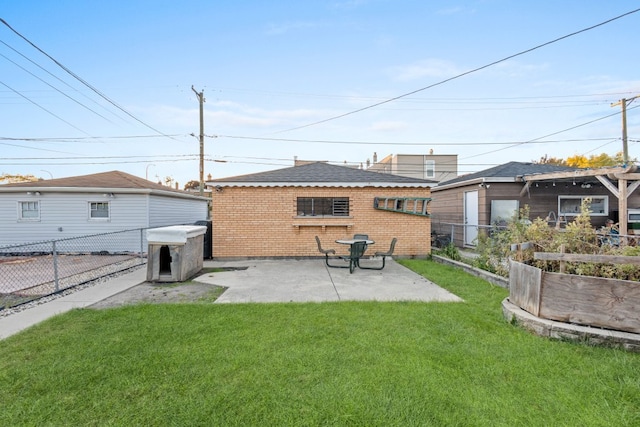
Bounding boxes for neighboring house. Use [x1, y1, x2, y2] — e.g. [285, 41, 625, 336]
[431, 161, 640, 247]
[207, 162, 435, 258]
[0, 171, 210, 251]
[366, 152, 458, 183]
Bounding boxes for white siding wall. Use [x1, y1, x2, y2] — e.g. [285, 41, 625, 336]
[148, 195, 209, 227]
[0, 193, 149, 250]
[0, 192, 208, 252]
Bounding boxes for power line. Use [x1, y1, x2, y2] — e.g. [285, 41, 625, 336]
[0, 154, 200, 160]
[0, 51, 115, 124]
[461, 104, 640, 160]
[209, 86, 639, 104]
[0, 39, 122, 122]
[213, 134, 616, 146]
[273, 8, 640, 134]
[0, 134, 185, 143]
[0, 80, 91, 136]
[0, 18, 177, 140]
[0, 158, 197, 166]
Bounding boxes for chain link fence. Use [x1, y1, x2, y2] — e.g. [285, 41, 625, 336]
[431, 221, 508, 249]
[0, 228, 148, 310]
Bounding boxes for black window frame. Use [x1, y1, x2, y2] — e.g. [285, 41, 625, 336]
[297, 197, 350, 217]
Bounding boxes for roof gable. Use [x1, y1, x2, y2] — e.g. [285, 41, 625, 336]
[0, 170, 205, 199]
[436, 161, 577, 188]
[209, 162, 435, 187]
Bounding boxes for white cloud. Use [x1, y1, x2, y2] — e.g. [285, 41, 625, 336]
[330, 0, 369, 10]
[390, 59, 462, 82]
[436, 6, 476, 15]
[265, 21, 324, 35]
[370, 120, 407, 132]
[492, 60, 550, 78]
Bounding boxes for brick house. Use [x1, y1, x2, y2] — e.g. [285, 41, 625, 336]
[207, 162, 435, 259]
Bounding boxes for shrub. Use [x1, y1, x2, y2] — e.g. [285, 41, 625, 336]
[473, 200, 640, 281]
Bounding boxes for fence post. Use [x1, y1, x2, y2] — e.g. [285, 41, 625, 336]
[52, 240, 60, 292]
[450, 224, 455, 246]
[140, 228, 144, 259]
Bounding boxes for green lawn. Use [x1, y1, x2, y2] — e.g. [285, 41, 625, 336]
[0, 260, 638, 426]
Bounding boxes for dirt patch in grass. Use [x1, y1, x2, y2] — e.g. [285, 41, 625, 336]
[89, 267, 232, 309]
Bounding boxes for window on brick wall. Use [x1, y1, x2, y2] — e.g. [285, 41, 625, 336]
[297, 197, 349, 216]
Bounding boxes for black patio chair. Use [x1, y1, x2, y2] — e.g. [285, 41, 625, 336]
[354, 233, 370, 251]
[315, 236, 345, 268]
[360, 238, 397, 270]
[341, 241, 367, 273]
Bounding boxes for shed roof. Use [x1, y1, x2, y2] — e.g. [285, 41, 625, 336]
[434, 161, 577, 190]
[208, 161, 436, 187]
[0, 170, 208, 200]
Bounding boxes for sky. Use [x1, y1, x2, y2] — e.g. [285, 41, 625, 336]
[2, 1, 640, 187]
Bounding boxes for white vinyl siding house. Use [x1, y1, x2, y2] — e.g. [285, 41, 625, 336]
[0, 171, 209, 252]
[148, 195, 208, 227]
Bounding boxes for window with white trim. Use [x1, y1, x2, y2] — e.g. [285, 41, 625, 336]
[425, 159, 436, 179]
[89, 202, 110, 220]
[558, 196, 608, 216]
[297, 197, 349, 217]
[18, 201, 40, 221]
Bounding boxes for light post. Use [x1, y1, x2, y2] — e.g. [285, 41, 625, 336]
[146, 164, 156, 180]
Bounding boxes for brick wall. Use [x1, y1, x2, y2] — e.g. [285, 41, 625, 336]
[211, 186, 431, 258]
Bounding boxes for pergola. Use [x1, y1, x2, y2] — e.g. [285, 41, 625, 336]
[519, 165, 640, 233]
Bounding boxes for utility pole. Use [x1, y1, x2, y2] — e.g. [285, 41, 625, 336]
[611, 95, 639, 164]
[192, 86, 205, 196]
[611, 95, 639, 237]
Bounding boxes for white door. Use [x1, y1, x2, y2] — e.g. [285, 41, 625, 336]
[464, 190, 479, 246]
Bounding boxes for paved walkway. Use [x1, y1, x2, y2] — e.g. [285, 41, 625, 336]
[0, 259, 461, 340]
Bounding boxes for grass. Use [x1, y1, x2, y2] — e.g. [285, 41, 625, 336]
[0, 260, 639, 425]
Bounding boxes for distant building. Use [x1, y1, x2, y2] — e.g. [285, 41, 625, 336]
[366, 152, 458, 183]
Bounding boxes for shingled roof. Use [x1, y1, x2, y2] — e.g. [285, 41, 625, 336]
[208, 162, 436, 187]
[434, 161, 577, 190]
[0, 170, 206, 199]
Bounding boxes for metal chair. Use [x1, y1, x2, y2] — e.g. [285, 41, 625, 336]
[354, 234, 370, 252]
[315, 236, 346, 268]
[341, 241, 367, 273]
[360, 238, 397, 270]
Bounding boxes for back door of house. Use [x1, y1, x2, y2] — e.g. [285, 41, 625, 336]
[464, 190, 479, 246]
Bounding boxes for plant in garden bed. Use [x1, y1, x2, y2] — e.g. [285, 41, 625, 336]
[473, 200, 640, 281]
[432, 242, 461, 261]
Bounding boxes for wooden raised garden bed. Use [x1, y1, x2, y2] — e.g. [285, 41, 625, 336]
[509, 253, 640, 334]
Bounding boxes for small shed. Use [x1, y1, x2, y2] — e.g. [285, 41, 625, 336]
[146, 225, 207, 282]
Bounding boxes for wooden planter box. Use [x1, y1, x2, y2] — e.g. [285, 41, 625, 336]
[509, 254, 640, 334]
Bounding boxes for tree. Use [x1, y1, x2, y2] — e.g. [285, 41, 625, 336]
[534, 152, 633, 168]
[183, 180, 200, 191]
[533, 154, 567, 166]
[565, 152, 628, 168]
[0, 173, 41, 183]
